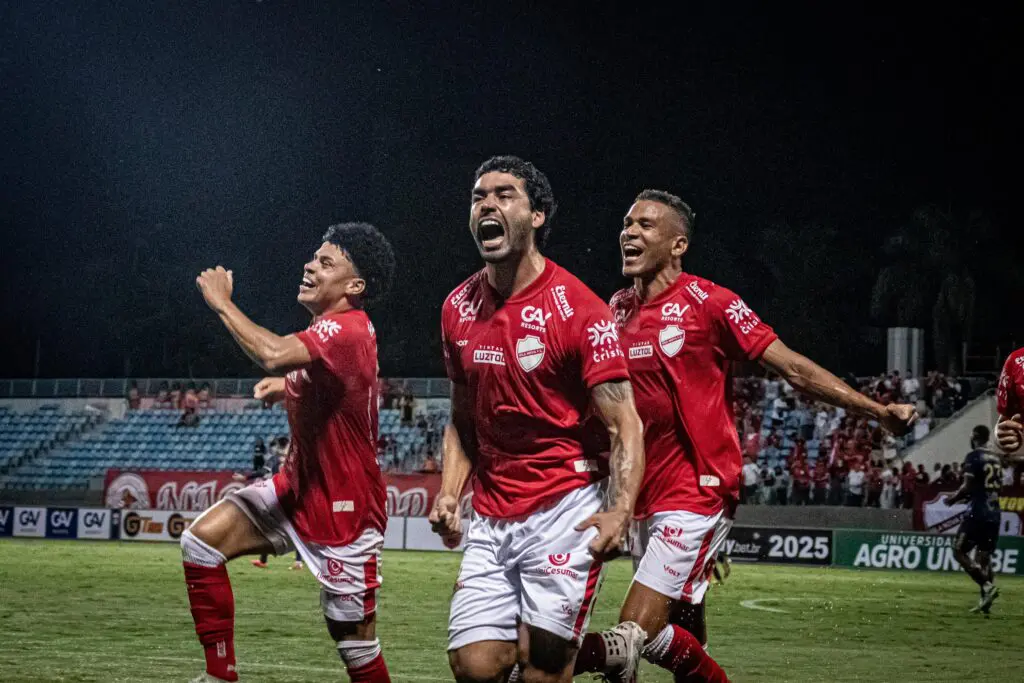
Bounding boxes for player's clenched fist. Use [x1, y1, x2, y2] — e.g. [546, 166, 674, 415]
[254, 377, 287, 406]
[997, 414, 1023, 454]
[576, 508, 629, 559]
[196, 266, 234, 313]
[428, 493, 463, 549]
[879, 403, 918, 437]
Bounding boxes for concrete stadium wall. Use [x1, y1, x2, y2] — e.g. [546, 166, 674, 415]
[901, 394, 997, 470]
[734, 504, 913, 530]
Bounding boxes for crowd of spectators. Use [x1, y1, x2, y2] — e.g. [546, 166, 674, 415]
[126, 380, 214, 427]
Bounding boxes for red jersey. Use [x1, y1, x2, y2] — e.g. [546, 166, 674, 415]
[272, 308, 386, 547]
[610, 273, 778, 517]
[441, 259, 629, 518]
[997, 347, 1024, 418]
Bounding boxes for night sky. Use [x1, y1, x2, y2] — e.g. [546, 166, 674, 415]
[1, 2, 1019, 380]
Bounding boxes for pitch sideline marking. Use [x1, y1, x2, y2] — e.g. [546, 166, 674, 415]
[739, 596, 890, 614]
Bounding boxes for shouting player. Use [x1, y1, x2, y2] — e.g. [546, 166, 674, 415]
[946, 425, 1003, 613]
[429, 156, 646, 683]
[574, 189, 918, 681]
[185, 223, 395, 683]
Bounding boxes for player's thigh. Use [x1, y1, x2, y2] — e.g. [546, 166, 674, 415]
[518, 485, 605, 646]
[448, 515, 521, 654]
[325, 611, 376, 642]
[630, 509, 731, 607]
[187, 498, 274, 560]
[518, 622, 577, 682]
[448, 641, 518, 683]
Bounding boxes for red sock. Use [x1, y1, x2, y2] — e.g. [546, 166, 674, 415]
[347, 653, 392, 683]
[573, 632, 607, 674]
[647, 625, 728, 683]
[184, 563, 238, 682]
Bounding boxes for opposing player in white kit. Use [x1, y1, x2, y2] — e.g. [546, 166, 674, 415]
[185, 223, 395, 683]
[429, 156, 646, 683]
[574, 190, 918, 682]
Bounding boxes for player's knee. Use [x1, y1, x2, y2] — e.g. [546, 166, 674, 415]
[336, 638, 381, 671]
[521, 626, 574, 678]
[180, 528, 226, 568]
[449, 645, 513, 683]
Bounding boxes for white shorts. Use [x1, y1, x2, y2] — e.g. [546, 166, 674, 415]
[222, 479, 383, 623]
[448, 482, 607, 651]
[629, 508, 732, 605]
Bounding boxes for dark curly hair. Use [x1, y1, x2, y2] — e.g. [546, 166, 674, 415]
[322, 222, 396, 306]
[475, 155, 558, 247]
[635, 189, 696, 237]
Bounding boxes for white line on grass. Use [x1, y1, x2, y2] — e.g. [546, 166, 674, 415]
[141, 655, 450, 679]
[739, 595, 892, 614]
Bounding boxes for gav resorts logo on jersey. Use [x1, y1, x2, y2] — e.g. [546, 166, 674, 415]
[458, 299, 482, 322]
[520, 305, 551, 333]
[659, 325, 686, 357]
[516, 335, 546, 372]
[660, 302, 690, 323]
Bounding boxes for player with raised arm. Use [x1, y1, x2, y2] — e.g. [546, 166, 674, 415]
[946, 425, 1004, 613]
[428, 156, 646, 683]
[574, 190, 918, 682]
[183, 223, 395, 683]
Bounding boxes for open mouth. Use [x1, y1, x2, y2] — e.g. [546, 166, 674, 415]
[299, 277, 315, 292]
[622, 243, 644, 262]
[477, 218, 506, 249]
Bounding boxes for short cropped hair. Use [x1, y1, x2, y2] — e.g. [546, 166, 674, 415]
[475, 155, 558, 247]
[322, 222, 396, 306]
[972, 425, 990, 445]
[635, 189, 696, 237]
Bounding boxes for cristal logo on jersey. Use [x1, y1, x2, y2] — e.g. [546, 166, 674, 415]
[587, 321, 618, 347]
[661, 302, 690, 322]
[726, 298, 760, 335]
[516, 335, 545, 372]
[459, 299, 482, 322]
[659, 325, 685, 357]
[548, 553, 571, 566]
[520, 305, 551, 333]
[311, 318, 342, 343]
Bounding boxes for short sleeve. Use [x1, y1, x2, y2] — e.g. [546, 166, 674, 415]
[295, 314, 362, 379]
[710, 286, 778, 361]
[571, 297, 630, 389]
[440, 304, 466, 385]
[997, 354, 1021, 418]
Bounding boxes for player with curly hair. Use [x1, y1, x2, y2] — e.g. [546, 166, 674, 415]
[185, 223, 396, 683]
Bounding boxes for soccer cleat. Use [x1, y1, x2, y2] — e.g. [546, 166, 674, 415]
[250, 559, 268, 569]
[189, 673, 233, 683]
[970, 583, 999, 613]
[289, 561, 303, 571]
[598, 621, 647, 683]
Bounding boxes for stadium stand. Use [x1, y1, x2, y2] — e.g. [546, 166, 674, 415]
[0, 405, 102, 489]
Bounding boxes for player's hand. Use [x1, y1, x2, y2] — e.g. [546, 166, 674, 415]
[576, 508, 630, 560]
[996, 414, 1024, 453]
[196, 266, 234, 313]
[428, 493, 463, 548]
[254, 377, 287, 406]
[879, 403, 918, 437]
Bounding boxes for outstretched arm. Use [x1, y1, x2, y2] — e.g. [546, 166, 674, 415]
[196, 267, 312, 375]
[760, 339, 917, 436]
[428, 382, 475, 546]
[576, 379, 645, 557]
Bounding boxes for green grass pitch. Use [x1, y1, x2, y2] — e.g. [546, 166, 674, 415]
[0, 539, 1021, 681]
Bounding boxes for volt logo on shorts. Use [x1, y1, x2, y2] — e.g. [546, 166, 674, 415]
[545, 553, 579, 579]
[663, 564, 681, 578]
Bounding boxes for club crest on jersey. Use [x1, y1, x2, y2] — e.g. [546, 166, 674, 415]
[516, 335, 546, 372]
[659, 325, 686, 357]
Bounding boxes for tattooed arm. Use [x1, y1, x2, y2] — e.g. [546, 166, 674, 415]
[576, 379, 645, 557]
